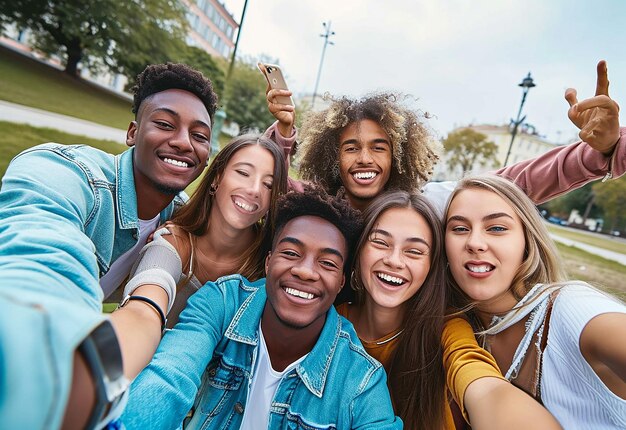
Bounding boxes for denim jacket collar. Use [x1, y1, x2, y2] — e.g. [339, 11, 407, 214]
[224, 280, 341, 399]
[115, 148, 139, 230]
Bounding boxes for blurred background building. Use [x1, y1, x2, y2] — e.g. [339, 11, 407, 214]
[433, 123, 564, 181]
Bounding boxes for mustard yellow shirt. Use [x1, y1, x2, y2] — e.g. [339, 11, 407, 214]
[337, 303, 504, 428]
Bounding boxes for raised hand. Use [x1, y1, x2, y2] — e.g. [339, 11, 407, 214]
[266, 84, 296, 138]
[565, 61, 620, 155]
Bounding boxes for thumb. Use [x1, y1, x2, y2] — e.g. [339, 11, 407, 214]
[564, 88, 578, 107]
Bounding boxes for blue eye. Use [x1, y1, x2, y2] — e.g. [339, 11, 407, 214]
[450, 226, 469, 233]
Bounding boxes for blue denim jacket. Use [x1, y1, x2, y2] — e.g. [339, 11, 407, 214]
[121, 275, 402, 430]
[0, 143, 183, 429]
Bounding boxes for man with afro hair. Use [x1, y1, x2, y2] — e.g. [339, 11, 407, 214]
[266, 62, 625, 214]
[0, 63, 217, 429]
[120, 185, 401, 430]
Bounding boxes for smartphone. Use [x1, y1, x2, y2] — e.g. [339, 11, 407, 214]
[257, 62, 294, 107]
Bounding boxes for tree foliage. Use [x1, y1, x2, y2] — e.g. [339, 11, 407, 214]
[544, 182, 600, 219]
[119, 43, 226, 97]
[222, 59, 276, 132]
[593, 179, 626, 231]
[442, 128, 498, 174]
[0, 0, 188, 77]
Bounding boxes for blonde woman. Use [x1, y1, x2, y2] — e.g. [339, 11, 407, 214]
[445, 174, 626, 428]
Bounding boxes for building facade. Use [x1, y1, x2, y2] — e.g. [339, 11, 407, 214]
[433, 124, 561, 181]
[183, 0, 238, 59]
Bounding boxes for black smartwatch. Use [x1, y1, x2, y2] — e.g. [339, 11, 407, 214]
[78, 319, 128, 429]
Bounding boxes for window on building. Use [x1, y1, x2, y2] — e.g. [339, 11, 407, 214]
[205, 2, 215, 19]
[226, 25, 233, 38]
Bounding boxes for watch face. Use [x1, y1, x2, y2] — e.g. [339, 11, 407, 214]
[78, 319, 128, 428]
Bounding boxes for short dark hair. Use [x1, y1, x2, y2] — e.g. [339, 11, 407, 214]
[273, 185, 363, 272]
[131, 63, 218, 121]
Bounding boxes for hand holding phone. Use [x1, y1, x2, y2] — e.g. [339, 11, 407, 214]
[258, 63, 294, 107]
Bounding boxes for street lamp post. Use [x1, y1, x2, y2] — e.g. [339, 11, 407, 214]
[502, 72, 536, 167]
[312, 21, 335, 109]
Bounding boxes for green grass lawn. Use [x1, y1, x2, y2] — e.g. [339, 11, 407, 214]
[0, 45, 132, 129]
[555, 242, 626, 300]
[546, 223, 626, 254]
[0, 121, 125, 178]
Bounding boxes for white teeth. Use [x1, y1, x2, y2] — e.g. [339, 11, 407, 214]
[377, 273, 404, 285]
[467, 264, 492, 273]
[353, 172, 377, 180]
[163, 158, 188, 168]
[285, 287, 314, 300]
[234, 199, 255, 212]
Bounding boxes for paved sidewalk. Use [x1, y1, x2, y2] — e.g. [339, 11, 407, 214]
[550, 233, 626, 266]
[0, 100, 127, 142]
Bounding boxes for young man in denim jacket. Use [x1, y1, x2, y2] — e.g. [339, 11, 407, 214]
[0, 64, 220, 429]
[120, 186, 402, 430]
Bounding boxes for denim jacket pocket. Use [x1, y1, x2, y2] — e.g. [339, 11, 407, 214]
[286, 411, 337, 430]
[198, 360, 245, 416]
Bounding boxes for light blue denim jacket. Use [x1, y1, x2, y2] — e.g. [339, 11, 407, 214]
[121, 275, 402, 430]
[0, 143, 183, 429]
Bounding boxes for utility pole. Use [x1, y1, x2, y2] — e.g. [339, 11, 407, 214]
[211, 0, 249, 153]
[312, 21, 335, 109]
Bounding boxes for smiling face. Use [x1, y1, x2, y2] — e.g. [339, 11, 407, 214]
[445, 187, 526, 314]
[339, 119, 392, 210]
[358, 207, 432, 313]
[264, 215, 347, 332]
[211, 144, 275, 232]
[128, 89, 212, 196]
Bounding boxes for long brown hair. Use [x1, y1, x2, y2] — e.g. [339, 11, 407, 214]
[352, 190, 447, 430]
[171, 133, 287, 280]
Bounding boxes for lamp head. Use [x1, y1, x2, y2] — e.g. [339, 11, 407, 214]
[519, 72, 536, 89]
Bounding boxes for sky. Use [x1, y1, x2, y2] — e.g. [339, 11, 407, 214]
[222, 0, 626, 143]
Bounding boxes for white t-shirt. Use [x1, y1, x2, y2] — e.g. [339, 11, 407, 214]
[539, 284, 626, 429]
[240, 324, 307, 430]
[100, 215, 160, 298]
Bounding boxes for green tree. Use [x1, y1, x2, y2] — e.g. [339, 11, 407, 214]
[0, 0, 188, 77]
[593, 179, 626, 231]
[443, 128, 498, 174]
[118, 43, 226, 97]
[544, 182, 601, 220]
[222, 59, 276, 131]
[180, 46, 226, 97]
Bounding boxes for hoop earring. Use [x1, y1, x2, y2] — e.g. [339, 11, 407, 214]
[349, 269, 361, 292]
[257, 214, 266, 227]
[208, 183, 218, 196]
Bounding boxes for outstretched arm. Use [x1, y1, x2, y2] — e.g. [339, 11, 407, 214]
[495, 61, 623, 204]
[443, 317, 561, 429]
[464, 377, 562, 430]
[580, 312, 626, 396]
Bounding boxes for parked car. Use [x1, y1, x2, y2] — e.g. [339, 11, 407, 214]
[547, 216, 568, 226]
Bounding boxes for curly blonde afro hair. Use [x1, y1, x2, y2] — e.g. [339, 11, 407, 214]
[297, 93, 441, 195]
